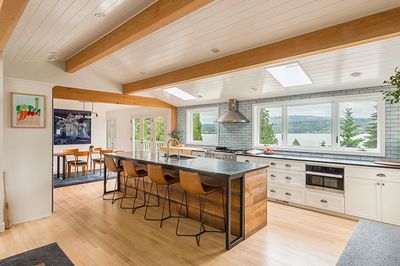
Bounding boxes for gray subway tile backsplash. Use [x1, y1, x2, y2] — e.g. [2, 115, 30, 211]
[177, 86, 399, 162]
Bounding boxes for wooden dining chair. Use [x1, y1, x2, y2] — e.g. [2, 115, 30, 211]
[67, 150, 90, 177]
[90, 147, 102, 171]
[92, 149, 113, 176]
[63, 149, 78, 177]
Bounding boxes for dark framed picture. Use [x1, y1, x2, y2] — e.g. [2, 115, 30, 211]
[53, 109, 91, 145]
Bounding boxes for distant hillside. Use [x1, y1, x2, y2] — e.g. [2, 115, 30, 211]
[202, 123, 217, 134]
[269, 115, 373, 134]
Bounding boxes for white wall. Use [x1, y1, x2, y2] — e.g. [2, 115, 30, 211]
[107, 107, 172, 151]
[3, 78, 53, 224]
[0, 57, 4, 231]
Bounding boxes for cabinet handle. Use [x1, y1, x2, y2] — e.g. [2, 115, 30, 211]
[285, 164, 291, 167]
[285, 176, 292, 180]
[270, 162, 276, 166]
[377, 173, 386, 177]
[270, 189, 276, 193]
[320, 199, 328, 204]
[245, 160, 250, 163]
[382, 182, 385, 186]
[285, 192, 292, 196]
[270, 174, 276, 178]
[377, 182, 380, 186]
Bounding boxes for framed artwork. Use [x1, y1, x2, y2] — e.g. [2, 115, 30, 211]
[53, 109, 92, 145]
[11, 93, 46, 128]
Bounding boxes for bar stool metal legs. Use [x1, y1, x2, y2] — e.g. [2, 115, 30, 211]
[102, 170, 124, 203]
[145, 183, 178, 228]
[176, 189, 226, 246]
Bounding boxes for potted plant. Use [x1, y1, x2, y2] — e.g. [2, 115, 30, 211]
[383, 67, 400, 103]
[168, 130, 183, 146]
[89, 145, 94, 152]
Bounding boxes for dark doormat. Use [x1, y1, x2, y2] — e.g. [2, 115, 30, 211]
[0, 243, 74, 266]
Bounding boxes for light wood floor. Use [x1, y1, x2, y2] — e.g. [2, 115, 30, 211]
[0, 181, 356, 266]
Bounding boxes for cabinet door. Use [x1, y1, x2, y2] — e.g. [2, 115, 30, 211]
[381, 181, 400, 226]
[345, 177, 381, 220]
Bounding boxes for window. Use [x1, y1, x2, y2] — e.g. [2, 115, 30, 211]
[186, 107, 219, 145]
[287, 103, 331, 148]
[257, 106, 282, 145]
[253, 93, 384, 156]
[339, 100, 378, 150]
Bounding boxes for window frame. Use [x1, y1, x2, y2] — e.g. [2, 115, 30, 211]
[252, 93, 385, 156]
[186, 107, 219, 146]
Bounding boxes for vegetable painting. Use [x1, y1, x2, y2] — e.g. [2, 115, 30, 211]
[12, 93, 45, 128]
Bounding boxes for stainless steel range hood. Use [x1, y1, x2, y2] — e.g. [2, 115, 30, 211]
[216, 99, 249, 123]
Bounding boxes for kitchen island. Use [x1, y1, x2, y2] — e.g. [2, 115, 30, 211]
[104, 151, 268, 250]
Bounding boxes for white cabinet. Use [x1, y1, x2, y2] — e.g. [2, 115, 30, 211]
[268, 184, 305, 205]
[345, 177, 381, 220]
[381, 181, 400, 226]
[268, 169, 305, 188]
[236, 155, 260, 163]
[345, 166, 400, 226]
[306, 189, 344, 213]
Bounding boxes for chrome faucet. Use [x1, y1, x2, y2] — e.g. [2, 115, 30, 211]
[166, 137, 180, 160]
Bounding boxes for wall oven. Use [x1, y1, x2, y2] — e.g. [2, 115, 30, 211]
[306, 163, 344, 193]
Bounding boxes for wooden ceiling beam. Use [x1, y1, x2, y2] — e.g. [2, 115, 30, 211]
[0, 0, 28, 53]
[123, 7, 400, 94]
[52, 86, 175, 109]
[65, 0, 213, 73]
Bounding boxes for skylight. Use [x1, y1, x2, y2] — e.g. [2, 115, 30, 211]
[164, 87, 196, 100]
[266, 62, 312, 87]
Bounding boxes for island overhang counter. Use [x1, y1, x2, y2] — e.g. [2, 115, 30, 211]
[104, 151, 268, 250]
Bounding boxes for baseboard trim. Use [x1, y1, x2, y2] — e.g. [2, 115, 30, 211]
[0, 222, 5, 232]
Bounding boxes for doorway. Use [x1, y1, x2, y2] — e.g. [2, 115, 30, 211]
[132, 115, 166, 152]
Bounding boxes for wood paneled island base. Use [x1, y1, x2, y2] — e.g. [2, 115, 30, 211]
[105, 152, 268, 249]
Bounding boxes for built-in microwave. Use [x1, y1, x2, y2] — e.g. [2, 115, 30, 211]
[305, 163, 344, 193]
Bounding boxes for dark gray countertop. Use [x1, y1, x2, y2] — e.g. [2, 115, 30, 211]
[237, 153, 400, 169]
[106, 151, 268, 178]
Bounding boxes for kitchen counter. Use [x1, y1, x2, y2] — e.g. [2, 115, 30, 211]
[237, 152, 400, 169]
[104, 151, 268, 250]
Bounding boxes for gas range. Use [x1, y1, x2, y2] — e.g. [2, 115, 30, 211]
[204, 146, 248, 160]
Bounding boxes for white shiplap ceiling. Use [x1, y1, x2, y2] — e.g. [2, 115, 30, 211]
[134, 36, 400, 106]
[3, 0, 400, 107]
[3, 0, 156, 62]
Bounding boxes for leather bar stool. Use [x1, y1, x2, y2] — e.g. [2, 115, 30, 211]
[121, 160, 148, 213]
[144, 164, 179, 228]
[103, 156, 124, 203]
[176, 170, 226, 246]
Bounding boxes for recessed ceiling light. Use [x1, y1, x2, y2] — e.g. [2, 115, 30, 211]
[265, 62, 312, 87]
[164, 87, 196, 100]
[251, 87, 258, 91]
[48, 53, 57, 61]
[211, 48, 220, 54]
[351, 72, 362, 77]
[93, 12, 106, 18]
[139, 71, 147, 75]
[197, 94, 203, 98]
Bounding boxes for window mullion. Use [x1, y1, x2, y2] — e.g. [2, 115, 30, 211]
[332, 101, 339, 150]
[282, 105, 288, 146]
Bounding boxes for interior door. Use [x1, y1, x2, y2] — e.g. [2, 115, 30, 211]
[133, 115, 166, 152]
[106, 119, 116, 149]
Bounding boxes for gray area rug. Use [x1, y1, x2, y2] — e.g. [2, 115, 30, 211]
[337, 220, 400, 266]
[0, 243, 74, 266]
[54, 170, 116, 188]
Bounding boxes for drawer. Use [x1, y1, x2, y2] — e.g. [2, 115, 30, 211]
[237, 155, 260, 163]
[268, 184, 305, 205]
[192, 151, 205, 157]
[346, 166, 400, 182]
[260, 158, 305, 172]
[305, 189, 344, 213]
[268, 169, 305, 188]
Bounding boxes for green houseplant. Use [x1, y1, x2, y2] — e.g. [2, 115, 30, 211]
[383, 67, 400, 103]
[168, 130, 183, 144]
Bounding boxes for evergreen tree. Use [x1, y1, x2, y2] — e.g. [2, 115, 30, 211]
[340, 107, 363, 147]
[364, 109, 377, 148]
[292, 138, 301, 146]
[155, 117, 164, 141]
[192, 113, 203, 141]
[259, 109, 278, 144]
